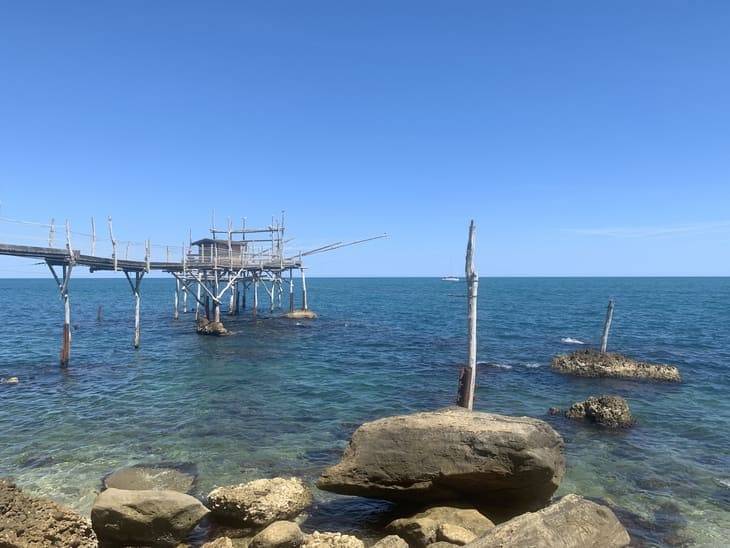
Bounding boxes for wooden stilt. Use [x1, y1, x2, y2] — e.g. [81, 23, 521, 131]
[124, 271, 144, 349]
[289, 269, 295, 312]
[301, 267, 308, 310]
[458, 220, 478, 410]
[60, 265, 72, 367]
[600, 298, 615, 353]
[213, 270, 221, 323]
[195, 280, 201, 320]
[182, 285, 188, 313]
[253, 276, 259, 318]
[173, 278, 180, 320]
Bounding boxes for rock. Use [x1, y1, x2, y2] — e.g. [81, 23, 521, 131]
[203, 538, 236, 548]
[317, 407, 565, 510]
[386, 517, 439, 547]
[303, 531, 365, 548]
[103, 463, 196, 493]
[90, 487, 209, 546]
[437, 524, 476, 546]
[428, 543, 459, 548]
[250, 521, 304, 548]
[0, 478, 97, 547]
[284, 310, 318, 319]
[372, 534, 409, 548]
[547, 407, 561, 416]
[466, 494, 630, 548]
[387, 507, 494, 548]
[197, 317, 229, 336]
[565, 396, 634, 428]
[207, 477, 312, 527]
[551, 349, 681, 382]
[1, 376, 19, 385]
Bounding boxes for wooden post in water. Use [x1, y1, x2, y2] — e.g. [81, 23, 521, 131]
[195, 279, 201, 320]
[173, 278, 180, 320]
[301, 267, 309, 310]
[124, 271, 144, 348]
[253, 276, 259, 318]
[60, 265, 72, 366]
[289, 269, 295, 312]
[457, 220, 478, 410]
[600, 298, 615, 353]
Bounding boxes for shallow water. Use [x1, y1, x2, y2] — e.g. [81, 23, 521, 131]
[0, 277, 728, 546]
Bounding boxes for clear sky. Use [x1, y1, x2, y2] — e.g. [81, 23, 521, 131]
[1, 1, 728, 277]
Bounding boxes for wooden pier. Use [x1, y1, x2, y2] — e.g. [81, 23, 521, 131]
[0, 214, 384, 367]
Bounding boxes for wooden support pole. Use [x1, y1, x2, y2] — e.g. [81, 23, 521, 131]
[213, 270, 221, 323]
[182, 284, 188, 313]
[195, 280, 201, 320]
[458, 220, 478, 410]
[289, 269, 295, 312]
[253, 277, 259, 318]
[241, 279, 247, 309]
[173, 278, 180, 320]
[124, 271, 144, 348]
[600, 298, 615, 353]
[61, 265, 72, 367]
[301, 267, 309, 310]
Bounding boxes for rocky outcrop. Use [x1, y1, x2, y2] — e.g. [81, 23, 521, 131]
[284, 310, 317, 319]
[90, 487, 209, 546]
[386, 506, 494, 548]
[103, 463, 196, 493]
[207, 477, 312, 527]
[250, 520, 305, 548]
[0, 478, 97, 548]
[465, 494, 630, 548]
[565, 396, 634, 428]
[317, 408, 565, 510]
[372, 535, 409, 548]
[197, 317, 229, 336]
[303, 532, 364, 548]
[551, 349, 681, 382]
[203, 538, 235, 548]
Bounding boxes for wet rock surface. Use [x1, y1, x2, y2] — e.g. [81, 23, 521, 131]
[466, 494, 630, 548]
[371, 535, 409, 548]
[303, 531, 365, 548]
[565, 395, 634, 428]
[0, 478, 97, 548]
[207, 477, 312, 527]
[90, 487, 209, 546]
[317, 407, 565, 510]
[197, 318, 229, 336]
[103, 463, 197, 493]
[386, 506, 494, 548]
[250, 520, 305, 548]
[551, 349, 681, 382]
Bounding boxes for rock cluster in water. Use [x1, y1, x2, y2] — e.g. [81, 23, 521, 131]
[197, 317, 230, 336]
[551, 349, 681, 382]
[565, 395, 634, 428]
[0, 478, 97, 547]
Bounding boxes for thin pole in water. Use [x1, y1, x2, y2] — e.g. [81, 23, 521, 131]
[457, 220, 478, 410]
[600, 298, 615, 353]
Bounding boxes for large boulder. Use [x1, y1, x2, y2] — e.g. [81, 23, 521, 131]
[207, 477, 312, 527]
[551, 349, 681, 382]
[317, 408, 565, 510]
[250, 520, 305, 548]
[0, 478, 97, 547]
[565, 396, 634, 428]
[465, 494, 630, 548]
[197, 317, 229, 336]
[386, 506, 494, 548]
[90, 487, 209, 546]
[103, 463, 196, 493]
[372, 535, 409, 548]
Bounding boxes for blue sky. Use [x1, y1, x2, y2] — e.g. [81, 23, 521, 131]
[1, 1, 728, 276]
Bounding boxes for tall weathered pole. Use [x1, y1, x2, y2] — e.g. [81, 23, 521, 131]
[457, 220, 478, 410]
[600, 298, 615, 353]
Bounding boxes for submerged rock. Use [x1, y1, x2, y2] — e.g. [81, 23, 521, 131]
[207, 477, 312, 527]
[284, 309, 318, 319]
[250, 520, 305, 548]
[565, 395, 634, 428]
[197, 317, 229, 336]
[317, 407, 565, 511]
[0, 478, 97, 547]
[91, 487, 209, 546]
[303, 531, 364, 548]
[1, 376, 19, 385]
[466, 494, 630, 548]
[551, 349, 681, 382]
[103, 463, 197, 493]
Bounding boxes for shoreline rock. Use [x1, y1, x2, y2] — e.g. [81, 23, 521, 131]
[551, 349, 681, 382]
[284, 309, 318, 319]
[207, 477, 312, 527]
[565, 395, 634, 428]
[386, 506, 495, 548]
[103, 463, 197, 493]
[91, 487, 209, 546]
[465, 494, 630, 548]
[303, 531, 364, 548]
[317, 407, 565, 512]
[0, 478, 97, 547]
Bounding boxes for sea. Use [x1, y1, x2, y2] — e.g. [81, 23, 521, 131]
[0, 277, 728, 546]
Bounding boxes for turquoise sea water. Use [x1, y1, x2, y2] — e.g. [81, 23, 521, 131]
[0, 277, 728, 546]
